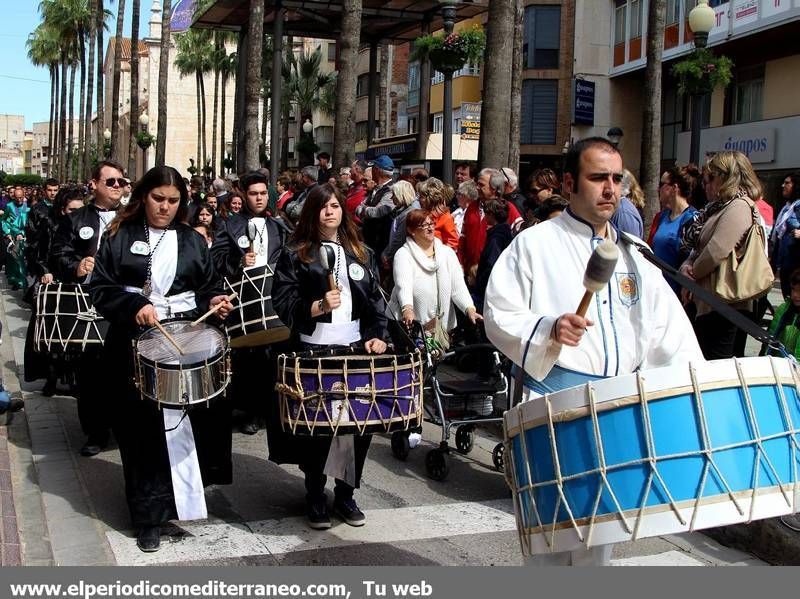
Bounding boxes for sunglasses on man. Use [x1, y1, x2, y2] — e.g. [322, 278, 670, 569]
[103, 178, 128, 188]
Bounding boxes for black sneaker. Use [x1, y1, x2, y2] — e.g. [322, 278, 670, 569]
[41, 380, 56, 397]
[0, 398, 23, 414]
[334, 497, 366, 527]
[306, 500, 332, 530]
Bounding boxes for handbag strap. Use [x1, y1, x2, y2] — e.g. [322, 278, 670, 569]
[618, 231, 786, 354]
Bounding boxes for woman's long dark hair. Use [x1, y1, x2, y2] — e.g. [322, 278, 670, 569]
[107, 166, 189, 236]
[291, 183, 366, 264]
[52, 186, 87, 218]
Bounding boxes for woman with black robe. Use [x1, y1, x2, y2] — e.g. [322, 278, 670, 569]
[89, 166, 233, 553]
[272, 183, 388, 530]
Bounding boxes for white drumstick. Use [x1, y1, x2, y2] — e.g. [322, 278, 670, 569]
[190, 292, 239, 326]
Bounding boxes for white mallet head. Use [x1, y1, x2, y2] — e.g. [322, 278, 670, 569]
[583, 238, 619, 293]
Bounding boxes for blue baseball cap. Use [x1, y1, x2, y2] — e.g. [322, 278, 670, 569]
[369, 155, 394, 171]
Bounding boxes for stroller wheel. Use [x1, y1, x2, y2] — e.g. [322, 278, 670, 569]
[425, 448, 450, 481]
[391, 430, 411, 461]
[455, 426, 474, 454]
[492, 443, 505, 472]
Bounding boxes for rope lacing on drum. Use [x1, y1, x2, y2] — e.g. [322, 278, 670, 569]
[544, 395, 585, 547]
[634, 371, 686, 541]
[76, 307, 101, 322]
[688, 364, 745, 526]
[775, 357, 800, 513]
[586, 383, 633, 544]
[735, 359, 794, 519]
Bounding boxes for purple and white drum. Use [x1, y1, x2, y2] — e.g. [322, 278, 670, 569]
[276, 349, 424, 435]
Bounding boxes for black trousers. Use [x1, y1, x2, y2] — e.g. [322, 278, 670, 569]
[76, 351, 110, 442]
[300, 435, 372, 503]
[694, 309, 750, 360]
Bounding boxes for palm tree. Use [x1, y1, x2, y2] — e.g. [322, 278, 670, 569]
[287, 48, 336, 166]
[128, 0, 141, 179]
[27, 25, 60, 178]
[175, 29, 214, 174]
[333, 0, 362, 170]
[111, 0, 127, 158]
[244, 0, 264, 170]
[641, 0, 667, 227]
[219, 50, 237, 173]
[96, 0, 106, 157]
[508, 0, 524, 174]
[478, 0, 514, 169]
[260, 35, 273, 166]
[155, 0, 172, 167]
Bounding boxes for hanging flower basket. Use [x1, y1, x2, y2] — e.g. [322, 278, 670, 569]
[412, 26, 486, 74]
[136, 131, 155, 150]
[671, 48, 734, 96]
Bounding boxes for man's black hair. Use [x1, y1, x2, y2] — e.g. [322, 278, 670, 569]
[239, 171, 269, 194]
[563, 137, 620, 193]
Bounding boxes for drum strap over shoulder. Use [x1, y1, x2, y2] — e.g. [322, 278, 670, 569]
[619, 231, 785, 355]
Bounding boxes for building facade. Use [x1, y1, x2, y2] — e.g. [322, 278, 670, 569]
[573, 0, 800, 199]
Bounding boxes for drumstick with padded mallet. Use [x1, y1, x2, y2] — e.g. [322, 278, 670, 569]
[190, 292, 239, 326]
[576, 238, 620, 317]
[319, 244, 338, 292]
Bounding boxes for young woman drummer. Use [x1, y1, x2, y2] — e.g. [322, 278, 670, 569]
[272, 183, 388, 530]
[89, 166, 233, 553]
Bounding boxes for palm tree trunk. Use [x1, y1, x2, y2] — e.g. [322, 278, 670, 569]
[220, 70, 227, 173]
[641, 0, 667, 229]
[48, 66, 56, 178]
[478, 0, 514, 169]
[155, 0, 172, 166]
[111, 0, 127, 157]
[128, 0, 142, 179]
[77, 35, 87, 181]
[244, 0, 264, 170]
[53, 64, 61, 179]
[200, 73, 208, 174]
[196, 70, 202, 172]
[84, 14, 95, 180]
[67, 63, 76, 180]
[59, 57, 68, 180]
[507, 0, 524, 174]
[333, 0, 362, 169]
[211, 35, 221, 177]
[261, 91, 267, 160]
[96, 0, 105, 154]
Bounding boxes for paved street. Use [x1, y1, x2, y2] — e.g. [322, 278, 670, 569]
[0, 282, 768, 566]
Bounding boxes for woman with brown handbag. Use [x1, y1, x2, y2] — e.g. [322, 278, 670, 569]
[679, 151, 773, 359]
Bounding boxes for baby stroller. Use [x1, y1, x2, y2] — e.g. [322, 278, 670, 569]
[388, 321, 511, 481]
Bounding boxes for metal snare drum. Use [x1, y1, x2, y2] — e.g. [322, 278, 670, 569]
[134, 320, 230, 408]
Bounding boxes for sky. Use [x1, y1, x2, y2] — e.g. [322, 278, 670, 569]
[0, 0, 155, 129]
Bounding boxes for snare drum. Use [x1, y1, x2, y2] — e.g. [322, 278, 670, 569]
[35, 283, 108, 352]
[504, 356, 800, 555]
[134, 320, 231, 407]
[276, 349, 424, 435]
[224, 264, 290, 348]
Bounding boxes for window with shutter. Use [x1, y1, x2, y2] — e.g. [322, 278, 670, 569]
[521, 80, 558, 145]
[524, 6, 561, 69]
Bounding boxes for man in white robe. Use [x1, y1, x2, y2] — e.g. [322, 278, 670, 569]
[484, 137, 704, 565]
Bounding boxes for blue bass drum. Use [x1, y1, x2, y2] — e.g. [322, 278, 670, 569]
[503, 356, 800, 555]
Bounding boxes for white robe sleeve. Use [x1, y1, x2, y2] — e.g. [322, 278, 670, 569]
[641, 267, 705, 369]
[484, 234, 561, 380]
[392, 245, 415, 309]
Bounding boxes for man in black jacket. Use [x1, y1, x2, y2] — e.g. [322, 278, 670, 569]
[50, 160, 124, 457]
[211, 171, 289, 434]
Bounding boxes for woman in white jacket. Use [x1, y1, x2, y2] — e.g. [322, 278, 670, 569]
[391, 209, 482, 341]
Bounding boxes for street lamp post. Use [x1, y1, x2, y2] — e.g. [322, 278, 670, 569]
[688, 0, 715, 165]
[441, 1, 457, 186]
[103, 128, 112, 159]
[302, 118, 313, 167]
[606, 127, 624, 148]
[138, 113, 151, 175]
